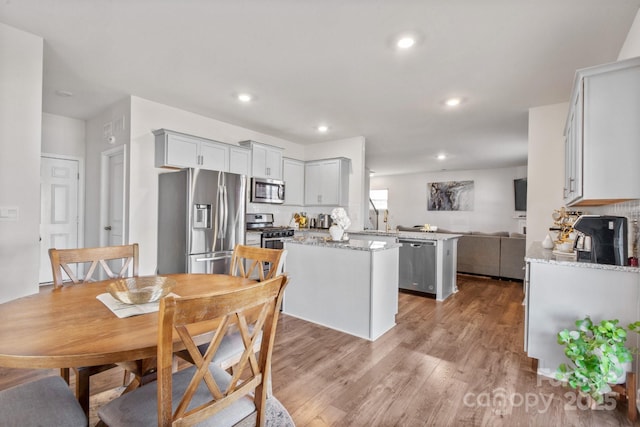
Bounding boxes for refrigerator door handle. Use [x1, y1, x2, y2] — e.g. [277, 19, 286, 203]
[195, 253, 233, 262]
[222, 185, 229, 235]
[217, 184, 225, 236]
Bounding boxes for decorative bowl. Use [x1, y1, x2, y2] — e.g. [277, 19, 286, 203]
[107, 276, 176, 304]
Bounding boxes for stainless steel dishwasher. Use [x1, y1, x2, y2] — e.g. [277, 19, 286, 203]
[398, 239, 437, 296]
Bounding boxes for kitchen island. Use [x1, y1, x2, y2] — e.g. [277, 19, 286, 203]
[283, 237, 400, 341]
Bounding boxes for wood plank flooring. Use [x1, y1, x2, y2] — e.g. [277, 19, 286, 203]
[1, 274, 637, 426]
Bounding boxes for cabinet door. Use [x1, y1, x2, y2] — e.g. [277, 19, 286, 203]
[251, 144, 268, 178]
[304, 162, 323, 205]
[229, 146, 251, 176]
[320, 160, 341, 205]
[200, 141, 229, 172]
[564, 88, 582, 204]
[266, 148, 282, 180]
[283, 158, 304, 205]
[582, 66, 640, 200]
[166, 134, 200, 168]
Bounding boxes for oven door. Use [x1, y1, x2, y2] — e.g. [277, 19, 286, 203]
[262, 237, 284, 250]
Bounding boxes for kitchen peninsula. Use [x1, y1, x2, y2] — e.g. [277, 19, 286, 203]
[283, 237, 400, 341]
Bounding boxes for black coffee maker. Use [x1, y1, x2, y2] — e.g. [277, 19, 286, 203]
[573, 215, 628, 265]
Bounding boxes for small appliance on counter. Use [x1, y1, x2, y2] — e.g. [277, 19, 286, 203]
[573, 215, 628, 265]
[317, 214, 332, 229]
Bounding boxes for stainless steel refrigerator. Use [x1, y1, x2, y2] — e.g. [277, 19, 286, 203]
[157, 168, 246, 274]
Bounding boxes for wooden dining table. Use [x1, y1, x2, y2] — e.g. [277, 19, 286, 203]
[0, 273, 257, 416]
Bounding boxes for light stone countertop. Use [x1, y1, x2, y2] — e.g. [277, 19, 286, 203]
[292, 229, 462, 241]
[525, 241, 640, 273]
[349, 229, 462, 241]
[285, 236, 401, 252]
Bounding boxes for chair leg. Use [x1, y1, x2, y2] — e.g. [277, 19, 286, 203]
[60, 367, 70, 384]
[627, 371, 637, 422]
[74, 367, 91, 418]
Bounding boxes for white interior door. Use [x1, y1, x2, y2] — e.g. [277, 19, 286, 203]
[100, 147, 127, 279]
[39, 157, 79, 283]
[107, 151, 125, 246]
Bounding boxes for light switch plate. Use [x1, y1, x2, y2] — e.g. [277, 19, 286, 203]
[0, 206, 19, 221]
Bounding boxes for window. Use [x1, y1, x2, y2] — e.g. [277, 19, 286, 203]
[369, 189, 388, 210]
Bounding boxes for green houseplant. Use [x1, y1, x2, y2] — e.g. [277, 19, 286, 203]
[556, 317, 640, 404]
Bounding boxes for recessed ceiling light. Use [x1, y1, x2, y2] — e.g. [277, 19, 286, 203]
[237, 93, 252, 102]
[396, 37, 416, 49]
[317, 125, 329, 133]
[445, 98, 461, 107]
[437, 154, 447, 160]
[55, 90, 73, 97]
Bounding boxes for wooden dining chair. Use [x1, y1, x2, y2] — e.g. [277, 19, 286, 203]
[97, 275, 294, 427]
[177, 246, 287, 371]
[48, 244, 154, 414]
[0, 375, 87, 426]
[229, 244, 285, 281]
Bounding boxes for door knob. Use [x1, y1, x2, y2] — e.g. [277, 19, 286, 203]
[104, 226, 112, 231]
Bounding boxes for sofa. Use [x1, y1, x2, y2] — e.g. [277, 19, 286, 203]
[397, 226, 526, 281]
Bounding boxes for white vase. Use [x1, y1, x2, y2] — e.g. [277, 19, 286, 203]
[542, 234, 554, 249]
[329, 225, 344, 241]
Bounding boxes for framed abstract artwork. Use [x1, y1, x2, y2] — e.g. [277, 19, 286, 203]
[427, 181, 474, 211]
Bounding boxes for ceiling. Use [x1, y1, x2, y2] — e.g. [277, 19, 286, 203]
[1, 1, 639, 176]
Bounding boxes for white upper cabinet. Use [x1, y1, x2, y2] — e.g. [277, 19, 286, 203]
[154, 129, 229, 172]
[228, 145, 251, 176]
[239, 140, 283, 180]
[304, 158, 350, 206]
[283, 158, 305, 206]
[564, 56, 640, 206]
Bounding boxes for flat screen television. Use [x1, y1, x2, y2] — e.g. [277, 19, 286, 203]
[514, 178, 527, 212]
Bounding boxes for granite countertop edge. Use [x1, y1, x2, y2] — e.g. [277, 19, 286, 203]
[526, 242, 640, 273]
[291, 229, 462, 241]
[284, 238, 401, 252]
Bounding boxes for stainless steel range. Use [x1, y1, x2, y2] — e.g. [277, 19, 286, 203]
[246, 213, 295, 250]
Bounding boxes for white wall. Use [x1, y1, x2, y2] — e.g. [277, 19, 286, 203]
[526, 103, 568, 249]
[619, 9, 640, 60]
[41, 113, 86, 158]
[371, 166, 526, 233]
[0, 24, 43, 303]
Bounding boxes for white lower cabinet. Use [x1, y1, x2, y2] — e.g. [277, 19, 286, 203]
[526, 261, 640, 377]
[304, 158, 350, 206]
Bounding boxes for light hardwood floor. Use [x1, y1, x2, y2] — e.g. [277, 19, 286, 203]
[1, 275, 637, 426]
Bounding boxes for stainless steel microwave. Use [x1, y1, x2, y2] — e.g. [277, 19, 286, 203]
[250, 177, 285, 204]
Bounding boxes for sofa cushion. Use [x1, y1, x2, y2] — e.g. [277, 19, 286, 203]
[457, 234, 501, 277]
[499, 236, 526, 280]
